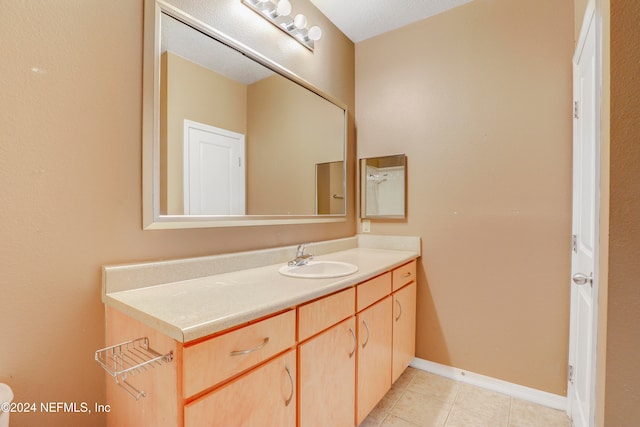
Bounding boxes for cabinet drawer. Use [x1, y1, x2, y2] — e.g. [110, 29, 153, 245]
[298, 287, 355, 342]
[392, 260, 416, 292]
[357, 272, 391, 312]
[183, 310, 296, 398]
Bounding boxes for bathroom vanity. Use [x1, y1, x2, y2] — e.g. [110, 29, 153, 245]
[100, 236, 419, 426]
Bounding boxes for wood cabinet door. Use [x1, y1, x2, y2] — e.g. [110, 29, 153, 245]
[184, 350, 296, 427]
[299, 317, 356, 427]
[392, 281, 417, 383]
[356, 296, 392, 424]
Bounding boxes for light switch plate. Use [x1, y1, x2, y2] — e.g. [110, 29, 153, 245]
[361, 219, 371, 233]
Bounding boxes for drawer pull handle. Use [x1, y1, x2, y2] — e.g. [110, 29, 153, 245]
[395, 298, 402, 321]
[284, 365, 294, 407]
[348, 327, 356, 358]
[230, 337, 270, 356]
[402, 272, 412, 278]
[362, 320, 370, 348]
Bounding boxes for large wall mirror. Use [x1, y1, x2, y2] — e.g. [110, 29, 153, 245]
[142, 0, 347, 229]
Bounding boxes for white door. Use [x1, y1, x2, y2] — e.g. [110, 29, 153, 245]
[568, 3, 598, 426]
[184, 120, 245, 215]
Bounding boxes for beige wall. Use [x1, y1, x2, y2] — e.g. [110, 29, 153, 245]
[601, 1, 640, 424]
[246, 75, 345, 214]
[356, 0, 574, 395]
[572, 1, 640, 424]
[0, 1, 354, 426]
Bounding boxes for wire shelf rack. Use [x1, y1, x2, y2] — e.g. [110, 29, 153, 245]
[95, 337, 173, 400]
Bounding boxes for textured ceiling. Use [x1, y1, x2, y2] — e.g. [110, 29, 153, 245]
[309, 0, 474, 42]
[161, 1, 474, 84]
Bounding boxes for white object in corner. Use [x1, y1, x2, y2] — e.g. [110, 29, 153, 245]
[0, 383, 13, 427]
[410, 358, 567, 412]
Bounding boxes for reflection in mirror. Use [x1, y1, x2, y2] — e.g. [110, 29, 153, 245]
[360, 155, 406, 219]
[143, 1, 347, 228]
[316, 161, 345, 214]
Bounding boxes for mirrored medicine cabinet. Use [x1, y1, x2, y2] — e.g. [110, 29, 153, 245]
[360, 155, 407, 219]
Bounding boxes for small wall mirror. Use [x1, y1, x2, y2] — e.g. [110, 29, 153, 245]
[360, 155, 407, 219]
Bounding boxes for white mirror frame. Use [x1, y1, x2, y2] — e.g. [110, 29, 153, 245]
[142, 0, 348, 229]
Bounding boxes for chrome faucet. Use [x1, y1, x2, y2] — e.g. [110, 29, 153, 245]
[288, 244, 314, 266]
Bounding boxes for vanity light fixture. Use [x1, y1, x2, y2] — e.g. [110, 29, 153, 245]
[242, 0, 322, 51]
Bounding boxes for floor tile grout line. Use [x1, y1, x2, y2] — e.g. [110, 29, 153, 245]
[385, 385, 430, 427]
[441, 382, 461, 427]
[374, 371, 416, 427]
[377, 412, 388, 427]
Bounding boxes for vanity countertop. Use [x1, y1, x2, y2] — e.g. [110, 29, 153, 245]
[103, 236, 420, 343]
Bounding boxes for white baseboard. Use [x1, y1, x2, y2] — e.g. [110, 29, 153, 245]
[409, 357, 567, 412]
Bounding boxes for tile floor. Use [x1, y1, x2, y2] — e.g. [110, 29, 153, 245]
[359, 368, 571, 427]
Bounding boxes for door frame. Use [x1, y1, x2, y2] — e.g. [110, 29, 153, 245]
[567, 1, 601, 425]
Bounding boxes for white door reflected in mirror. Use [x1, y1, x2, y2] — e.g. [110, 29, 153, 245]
[183, 121, 245, 216]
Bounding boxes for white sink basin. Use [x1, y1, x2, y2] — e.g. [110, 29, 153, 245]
[278, 261, 358, 279]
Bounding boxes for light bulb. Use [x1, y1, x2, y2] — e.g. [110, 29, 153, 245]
[308, 26, 322, 41]
[276, 0, 291, 16]
[293, 14, 307, 29]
